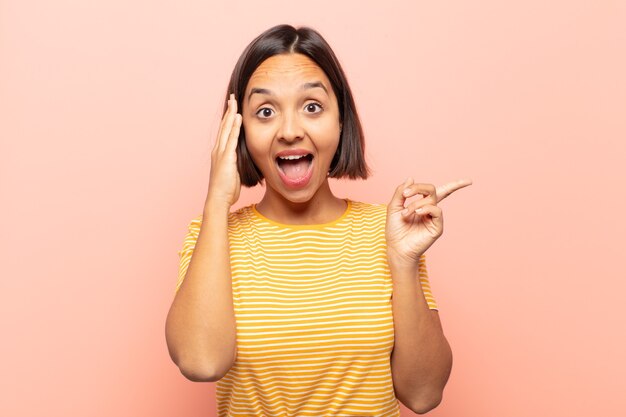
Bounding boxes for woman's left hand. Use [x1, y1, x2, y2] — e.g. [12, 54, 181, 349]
[386, 178, 473, 269]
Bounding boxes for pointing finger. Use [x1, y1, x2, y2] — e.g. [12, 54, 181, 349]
[436, 178, 473, 203]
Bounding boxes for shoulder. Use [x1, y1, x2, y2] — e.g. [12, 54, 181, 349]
[185, 214, 203, 237]
[349, 200, 388, 220]
[184, 204, 255, 234]
[347, 200, 389, 235]
[227, 204, 255, 230]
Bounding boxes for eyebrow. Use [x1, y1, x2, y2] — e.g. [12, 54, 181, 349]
[248, 81, 329, 102]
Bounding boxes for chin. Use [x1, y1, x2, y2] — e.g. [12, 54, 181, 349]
[269, 177, 325, 205]
[277, 186, 317, 204]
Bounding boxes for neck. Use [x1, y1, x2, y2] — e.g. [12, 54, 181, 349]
[256, 180, 346, 225]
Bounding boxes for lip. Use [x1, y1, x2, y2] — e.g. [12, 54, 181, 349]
[275, 148, 314, 158]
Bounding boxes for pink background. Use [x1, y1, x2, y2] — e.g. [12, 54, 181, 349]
[1, 1, 625, 416]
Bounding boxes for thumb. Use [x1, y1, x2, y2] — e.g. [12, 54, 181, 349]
[388, 177, 414, 212]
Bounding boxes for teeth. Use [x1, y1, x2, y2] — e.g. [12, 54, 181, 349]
[278, 155, 307, 160]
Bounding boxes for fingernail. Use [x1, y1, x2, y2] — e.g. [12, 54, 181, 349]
[415, 208, 424, 214]
[403, 188, 411, 196]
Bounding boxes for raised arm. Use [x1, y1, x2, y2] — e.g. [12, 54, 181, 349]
[165, 94, 242, 382]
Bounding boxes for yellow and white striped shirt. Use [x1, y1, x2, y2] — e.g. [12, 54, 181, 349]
[175, 199, 438, 416]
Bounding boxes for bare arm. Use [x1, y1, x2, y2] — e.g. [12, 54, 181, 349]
[385, 178, 471, 412]
[390, 262, 453, 414]
[165, 93, 243, 382]
[165, 201, 237, 382]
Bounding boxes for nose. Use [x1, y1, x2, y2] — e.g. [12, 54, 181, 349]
[277, 110, 304, 144]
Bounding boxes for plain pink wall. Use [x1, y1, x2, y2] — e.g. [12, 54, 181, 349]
[1, 0, 624, 416]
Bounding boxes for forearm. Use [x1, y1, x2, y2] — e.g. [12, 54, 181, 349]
[390, 262, 452, 413]
[165, 201, 237, 381]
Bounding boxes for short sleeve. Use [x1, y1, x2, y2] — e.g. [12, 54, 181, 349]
[174, 215, 203, 295]
[418, 254, 439, 310]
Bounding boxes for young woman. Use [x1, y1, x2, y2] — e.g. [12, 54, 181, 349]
[165, 24, 471, 416]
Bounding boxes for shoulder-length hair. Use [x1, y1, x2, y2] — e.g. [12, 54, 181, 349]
[224, 24, 370, 187]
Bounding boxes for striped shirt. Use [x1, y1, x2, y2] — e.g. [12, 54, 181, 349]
[175, 199, 438, 416]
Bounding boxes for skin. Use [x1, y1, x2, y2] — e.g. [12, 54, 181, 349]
[241, 53, 346, 224]
[386, 176, 472, 412]
[387, 177, 473, 267]
[211, 52, 473, 412]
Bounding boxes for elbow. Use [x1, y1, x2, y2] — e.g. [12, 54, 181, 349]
[178, 357, 234, 382]
[165, 322, 238, 383]
[174, 347, 237, 383]
[178, 365, 223, 383]
[408, 392, 443, 414]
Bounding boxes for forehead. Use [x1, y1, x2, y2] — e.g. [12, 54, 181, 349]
[246, 53, 331, 92]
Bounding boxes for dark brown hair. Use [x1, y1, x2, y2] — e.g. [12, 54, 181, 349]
[224, 24, 370, 187]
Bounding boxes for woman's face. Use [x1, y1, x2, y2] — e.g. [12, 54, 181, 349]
[241, 53, 342, 203]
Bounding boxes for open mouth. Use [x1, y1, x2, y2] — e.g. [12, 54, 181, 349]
[275, 154, 314, 180]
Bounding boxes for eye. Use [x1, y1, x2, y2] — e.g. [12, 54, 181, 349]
[304, 102, 323, 114]
[256, 107, 274, 119]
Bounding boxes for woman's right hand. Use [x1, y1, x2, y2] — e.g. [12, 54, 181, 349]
[206, 93, 243, 209]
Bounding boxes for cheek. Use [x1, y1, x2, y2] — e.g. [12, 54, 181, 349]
[242, 124, 270, 166]
[310, 123, 341, 154]
[244, 139, 264, 167]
